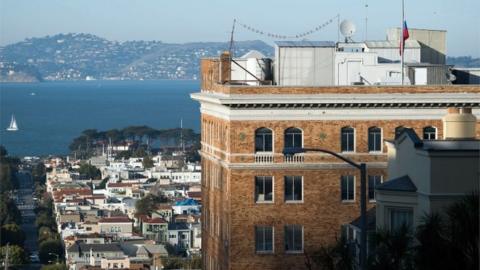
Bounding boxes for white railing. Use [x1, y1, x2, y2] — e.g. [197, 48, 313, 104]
[254, 153, 274, 163]
[283, 154, 305, 163]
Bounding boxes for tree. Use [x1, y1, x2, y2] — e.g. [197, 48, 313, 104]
[135, 194, 168, 215]
[1, 223, 25, 246]
[0, 145, 7, 157]
[78, 163, 101, 180]
[368, 224, 414, 270]
[142, 156, 154, 169]
[0, 195, 22, 226]
[35, 212, 56, 230]
[38, 226, 58, 244]
[32, 162, 46, 185]
[0, 244, 28, 265]
[415, 193, 479, 270]
[39, 239, 63, 264]
[309, 236, 354, 270]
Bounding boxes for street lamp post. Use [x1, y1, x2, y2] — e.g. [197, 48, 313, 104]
[283, 147, 367, 270]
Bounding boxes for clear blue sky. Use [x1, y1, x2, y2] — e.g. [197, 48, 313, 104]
[1, 0, 479, 56]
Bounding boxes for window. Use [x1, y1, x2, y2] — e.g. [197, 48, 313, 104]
[285, 176, 303, 202]
[389, 208, 413, 231]
[255, 128, 273, 152]
[285, 225, 303, 252]
[395, 126, 405, 138]
[255, 226, 274, 253]
[341, 175, 355, 201]
[423, 126, 436, 140]
[284, 128, 302, 148]
[341, 127, 355, 152]
[368, 127, 382, 152]
[368, 175, 383, 201]
[255, 176, 273, 203]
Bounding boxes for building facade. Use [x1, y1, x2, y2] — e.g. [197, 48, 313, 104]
[192, 55, 480, 270]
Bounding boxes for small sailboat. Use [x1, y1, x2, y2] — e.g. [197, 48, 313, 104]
[6, 114, 18, 131]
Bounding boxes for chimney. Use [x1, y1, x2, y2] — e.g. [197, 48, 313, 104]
[442, 107, 477, 139]
[219, 51, 231, 84]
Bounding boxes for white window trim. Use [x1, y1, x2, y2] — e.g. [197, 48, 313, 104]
[255, 176, 275, 204]
[368, 175, 383, 202]
[285, 225, 304, 254]
[368, 127, 383, 153]
[341, 175, 356, 203]
[255, 226, 275, 254]
[341, 127, 356, 153]
[285, 176, 304, 204]
[423, 126, 437, 140]
[284, 127, 304, 149]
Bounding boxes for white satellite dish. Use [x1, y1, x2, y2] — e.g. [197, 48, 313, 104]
[340, 20, 356, 42]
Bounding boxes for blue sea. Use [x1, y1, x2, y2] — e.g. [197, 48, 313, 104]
[0, 80, 201, 156]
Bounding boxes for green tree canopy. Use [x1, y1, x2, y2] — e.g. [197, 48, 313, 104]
[0, 195, 22, 226]
[142, 156, 154, 169]
[1, 223, 25, 246]
[135, 194, 168, 216]
[38, 239, 64, 264]
[78, 163, 101, 180]
[0, 245, 28, 266]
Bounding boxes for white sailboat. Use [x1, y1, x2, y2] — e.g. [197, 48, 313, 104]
[6, 114, 18, 131]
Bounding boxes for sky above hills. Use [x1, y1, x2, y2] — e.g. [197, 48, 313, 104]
[1, 0, 479, 57]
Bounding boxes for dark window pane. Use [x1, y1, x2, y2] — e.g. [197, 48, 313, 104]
[294, 225, 303, 250]
[294, 177, 302, 200]
[255, 128, 273, 152]
[264, 227, 273, 251]
[264, 178, 273, 201]
[285, 177, 293, 201]
[341, 127, 354, 152]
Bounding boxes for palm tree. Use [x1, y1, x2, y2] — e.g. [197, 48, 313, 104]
[416, 193, 479, 270]
[368, 224, 414, 270]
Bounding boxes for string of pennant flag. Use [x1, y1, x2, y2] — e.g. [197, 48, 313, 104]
[235, 14, 339, 40]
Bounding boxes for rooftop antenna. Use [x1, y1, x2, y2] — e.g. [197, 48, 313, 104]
[340, 20, 356, 43]
[365, 0, 369, 41]
[229, 19, 236, 56]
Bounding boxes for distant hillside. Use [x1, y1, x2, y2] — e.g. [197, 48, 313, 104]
[0, 33, 273, 82]
[447, 56, 480, 68]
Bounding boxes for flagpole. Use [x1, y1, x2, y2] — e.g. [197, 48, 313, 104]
[401, 0, 405, 85]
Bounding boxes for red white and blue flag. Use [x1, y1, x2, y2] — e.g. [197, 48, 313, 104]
[399, 21, 410, 55]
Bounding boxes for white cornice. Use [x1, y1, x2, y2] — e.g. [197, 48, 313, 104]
[191, 92, 480, 106]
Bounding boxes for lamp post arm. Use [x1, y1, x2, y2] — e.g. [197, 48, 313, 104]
[301, 148, 362, 169]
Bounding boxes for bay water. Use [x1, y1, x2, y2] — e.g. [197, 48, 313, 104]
[0, 80, 200, 156]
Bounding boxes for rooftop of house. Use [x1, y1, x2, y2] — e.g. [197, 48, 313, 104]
[376, 175, 417, 192]
[67, 243, 123, 253]
[174, 198, 199, 206]
[98, 216, 133, 223]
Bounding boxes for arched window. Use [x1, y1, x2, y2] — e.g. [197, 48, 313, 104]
[423, 126, 437, 140]
[341, 127, 355, 152]
[368, 127, 382, 152]
[255, 128, 273, 152]
[395, 126, 405, 138]
[284, 127, 303, 149]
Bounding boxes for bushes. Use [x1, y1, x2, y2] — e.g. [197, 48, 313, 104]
[0, 223, 25, 246]
[38, 239, 63, 264]
[0, 244, 28, 265]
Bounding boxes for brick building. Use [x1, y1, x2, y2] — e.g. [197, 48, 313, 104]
[191, 54, 480, 270]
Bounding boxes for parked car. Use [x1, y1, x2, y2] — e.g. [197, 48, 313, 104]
[29, 252, 40, 263]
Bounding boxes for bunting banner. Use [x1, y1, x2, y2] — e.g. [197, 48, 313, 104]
[236, 15, 339, 40]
